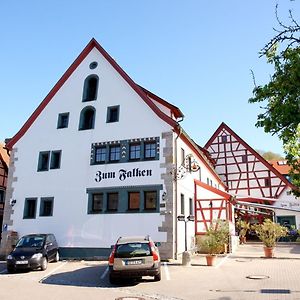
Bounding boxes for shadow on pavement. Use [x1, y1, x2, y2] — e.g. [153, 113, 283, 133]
[41, 264, 139, 288]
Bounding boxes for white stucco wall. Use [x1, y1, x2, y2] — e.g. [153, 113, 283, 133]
[8, 47, 173, 249]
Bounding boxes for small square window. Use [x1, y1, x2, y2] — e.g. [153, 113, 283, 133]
[107, 106, 120, 123]
[95, 147, 106, 163]
[144, 191, 157, 210]
[57, 113, 69, 129]
[23, 198, 37, 219]
[221, 136, 227, 143]
[92, 193, 103, 213]
[50, 151, 61, 169]
[107, 192, 118, 211]
[144, 142, 156, 159]
[129, 144, 141, 160]
[40, 197, 54, 217]
[128, 192, 140, 210]
[38, 152, 50, 171]
[109, 145, 120, 162]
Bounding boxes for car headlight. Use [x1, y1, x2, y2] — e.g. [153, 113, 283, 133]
[7, 255, 13, 260]
[31, 253, 43, 259]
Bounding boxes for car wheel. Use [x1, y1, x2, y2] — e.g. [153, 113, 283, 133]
[154, 272, 161, 281]
[7, 266, 15, 274]
[41, 257, 48, 271]
[54, 251, 60, 262]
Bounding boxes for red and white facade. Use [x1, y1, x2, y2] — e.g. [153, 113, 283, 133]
[0, 39, 231, 259]
[205, 122, 300, 227]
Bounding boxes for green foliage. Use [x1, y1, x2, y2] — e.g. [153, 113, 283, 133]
[256, 150, 284, 160]
[252, 219, 288, 247]
[198, 220, 230, 255]
[249, 47, 300, 194]
[236, 220, 250, 238]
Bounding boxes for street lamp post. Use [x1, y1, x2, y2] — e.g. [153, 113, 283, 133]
[177, 214, 195, 266]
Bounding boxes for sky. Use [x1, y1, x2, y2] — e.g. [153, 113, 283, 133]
[1, 0, 299, 156]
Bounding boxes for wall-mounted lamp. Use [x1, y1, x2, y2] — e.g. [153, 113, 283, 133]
[10, 199, 17, 207]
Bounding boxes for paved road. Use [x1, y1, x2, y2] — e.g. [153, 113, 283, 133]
[0, 243, 300, 300]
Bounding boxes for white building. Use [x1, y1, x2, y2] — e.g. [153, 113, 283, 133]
[0, 39, 228, 259]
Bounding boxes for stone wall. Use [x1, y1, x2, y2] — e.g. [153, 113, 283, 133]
[158, 131, 175, 260]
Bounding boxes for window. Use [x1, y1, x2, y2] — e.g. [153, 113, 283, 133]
[23, 198, 37, 219]
[144, 142, 156, 159]
[95, 146, 106, 163]
[40, 197, 54, 217]
[92, 193, 103, 213]
[198, 167, 202, 181]
[180, 194, 185, 215]
[128, 192, 140, 210]
[0, 190, 4, 203]
[181, 148, 185, 165]
[50, 151, 61, 169]
[144, 191, 157, 210]
[265, 178, 271, 187]
[38, 152, 50, 171]
[189, 198, 194, 216]
[242, 155, 247, 163]
[82, 75, 99, 102]
[221, 135, 227, 143]
[57, 113, 69, 129]
[129, 143, 141, 160]
[107, 106, 120, 123]
[109, 145, 120, 162]
[207, 177, 210, 185]
[107, 193, 118, 211]
[79, 107, 96, 130]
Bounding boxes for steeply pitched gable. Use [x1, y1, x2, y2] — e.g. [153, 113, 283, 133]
[6, 38, 178, 150]
[205, 122, 295, 198]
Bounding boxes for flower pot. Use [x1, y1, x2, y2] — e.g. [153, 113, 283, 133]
[206, 255, 216, 266]
[263, 247, 274, 258]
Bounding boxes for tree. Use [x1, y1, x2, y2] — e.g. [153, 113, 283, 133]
[249, 4, 300, 195]
[256, 150, 284, 161]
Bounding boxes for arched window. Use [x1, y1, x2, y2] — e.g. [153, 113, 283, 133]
[79, 106, 96, 130]
[82, 75, 99, 102]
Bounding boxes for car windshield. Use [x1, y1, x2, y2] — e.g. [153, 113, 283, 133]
[16, 236, 45, 248]
[115, 242, 152, 258]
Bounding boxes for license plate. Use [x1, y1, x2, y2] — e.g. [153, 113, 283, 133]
[16, 260, 28, 265]
[125, 260, 142, 265]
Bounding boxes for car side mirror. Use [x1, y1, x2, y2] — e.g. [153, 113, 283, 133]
[155, 242, 161, 247]
[46, 242, 53, 248]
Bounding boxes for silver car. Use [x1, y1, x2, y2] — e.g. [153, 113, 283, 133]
[108, 235, 161, 283]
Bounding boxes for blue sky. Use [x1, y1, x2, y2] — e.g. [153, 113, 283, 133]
[1, 1, 299, 155]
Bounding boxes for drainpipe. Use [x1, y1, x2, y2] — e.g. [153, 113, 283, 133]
[174, 122, 183, 259]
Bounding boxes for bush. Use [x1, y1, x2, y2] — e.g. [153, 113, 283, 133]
[197, 220, 229, 255]
[252, 219, 288, 247]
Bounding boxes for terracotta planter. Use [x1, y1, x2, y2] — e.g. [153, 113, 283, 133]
[240, 236, 246, 244]
[263, 247, 274, 258]
[206, 255, 216, 266]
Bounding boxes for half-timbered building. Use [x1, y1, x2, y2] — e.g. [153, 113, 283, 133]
[205, 122, 300, 228]
[0, 143, 9, 240]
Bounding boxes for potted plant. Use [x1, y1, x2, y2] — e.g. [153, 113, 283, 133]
[236, 220, 250, 244]
[252, 219, 288, 258]
[198, 220, 230, 266]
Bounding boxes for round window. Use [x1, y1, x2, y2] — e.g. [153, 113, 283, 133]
[89, 62, 98, 69]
